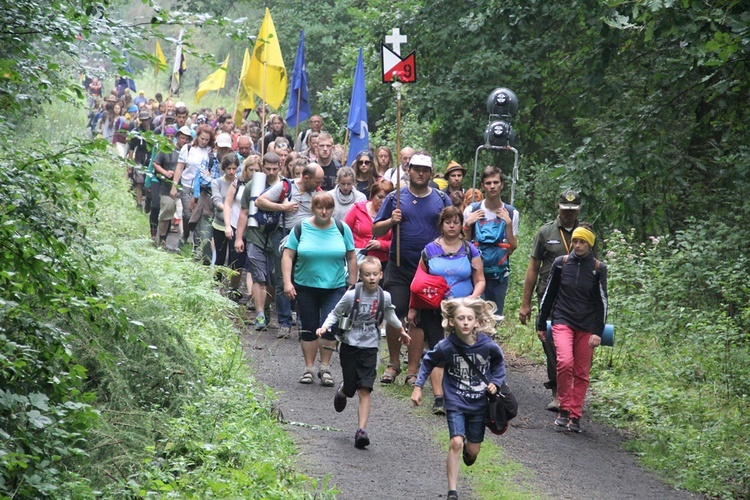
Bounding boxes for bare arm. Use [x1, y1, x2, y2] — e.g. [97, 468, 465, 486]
[345, 249, 358, 287]
[519, 257, 541, 325]
[223, 181, 238, 235]
[282, 248, 296, 299]
[372, 208, 401, 237]
[234, 207, 248, 253]
[170, 161, 185, 196]
[469, 256, 486, 298]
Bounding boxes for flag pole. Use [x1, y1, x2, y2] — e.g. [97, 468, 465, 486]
[343, 129, 349, 166]
[393, 77, 403, 267]
[294, 86, 301, 149]
[232, 72, 243, 121]
[211, 89, 220, 113]
[261, 60, 267, 156]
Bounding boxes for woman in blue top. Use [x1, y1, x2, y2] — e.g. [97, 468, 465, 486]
[408, 206, 485, 414]
[282, 192, 358, 387]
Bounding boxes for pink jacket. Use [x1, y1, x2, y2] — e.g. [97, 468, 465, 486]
[344, 201, 392, 263]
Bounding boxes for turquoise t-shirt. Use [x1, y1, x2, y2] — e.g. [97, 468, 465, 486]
[286, 219, 355, 289]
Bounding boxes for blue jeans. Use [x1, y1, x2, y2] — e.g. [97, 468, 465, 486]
[295, 284, 346, 342]
[272, 228, 293, 326]
[446, 410, 486, 443]
[483, 277, 509, 316]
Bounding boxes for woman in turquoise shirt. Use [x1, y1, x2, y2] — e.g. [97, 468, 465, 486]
[282, 192, 358, 387]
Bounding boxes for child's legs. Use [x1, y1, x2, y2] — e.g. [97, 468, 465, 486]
[357, 388, 371, 430]
[570, 329, 594, 419]
[552, 324, 575, 412]
[446, 411, 485, 490]
[447, 435, 463, 491]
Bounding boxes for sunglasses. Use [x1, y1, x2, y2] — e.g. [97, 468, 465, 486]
[358, 160, 372, 165]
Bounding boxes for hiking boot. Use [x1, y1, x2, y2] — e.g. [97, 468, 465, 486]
[462, 442, 476, 466]
[432, 396, 445, 416]
[333, 382, 347, 413]
[354, 428, 370, 449]
[277, 325, 291, 339]
[568, 417, 582, 433]
[254, 316, 268, 331]
[554, 410, 570, 427]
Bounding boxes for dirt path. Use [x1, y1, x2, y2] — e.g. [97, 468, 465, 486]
[240, 318, 702, 500]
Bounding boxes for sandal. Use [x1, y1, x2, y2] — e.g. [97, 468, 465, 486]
[299, 371, 314, 384]
[318, 370, 335, 387]
[404, 373, 418, 387]
[379, 363, 401, 384]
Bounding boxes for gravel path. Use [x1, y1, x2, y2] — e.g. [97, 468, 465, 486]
[240, 317, 703, 500]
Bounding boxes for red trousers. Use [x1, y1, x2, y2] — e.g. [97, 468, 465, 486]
[552, 324, 594, 419]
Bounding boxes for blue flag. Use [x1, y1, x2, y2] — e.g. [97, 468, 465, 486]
[285, 30, 310, 128]
[122, 50, 137, 92]
[346, 48, 369, 166]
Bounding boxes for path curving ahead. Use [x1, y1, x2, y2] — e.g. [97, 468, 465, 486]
[241, 321, 702, 500]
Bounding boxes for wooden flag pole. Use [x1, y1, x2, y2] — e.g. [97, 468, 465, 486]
[393, 78, 403, 267]
[211, 89, 220, 113]
[294, 86, 301, 149]
[261, 61, 267, 156]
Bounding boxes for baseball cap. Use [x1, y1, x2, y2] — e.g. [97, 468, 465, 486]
[216, 133, 232, 149]
[177, 125, 192, 137]
[165, 110, 177, 122]
[138, 110, 151, 121]
[558, 189, 581, 210]
[409, 153, 433, 169]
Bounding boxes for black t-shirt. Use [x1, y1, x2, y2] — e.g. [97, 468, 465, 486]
[128, 132, 151, 166]
[320, 159, 342, 191]
[154, 150, 180, 196]
[262, 131, 294, 153]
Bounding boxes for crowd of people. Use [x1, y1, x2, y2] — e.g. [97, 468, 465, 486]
[91, 79, 609, 500]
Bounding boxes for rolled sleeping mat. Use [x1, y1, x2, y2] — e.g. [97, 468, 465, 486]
[247, 171, 267, 227]
[546, 321, 614, 347]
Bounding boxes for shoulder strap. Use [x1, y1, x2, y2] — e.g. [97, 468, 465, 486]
[293, 221, 303, 241]
[349, 282, 363, 322]
[455, 345, 490, 385]
[334, 218, 345, 237]
[595, 259, 600, 271]
[279, 178, 292, 202]
[469, 201, 482, 213]
[376, 286, 385, 325]
[435, 188, 449, 205]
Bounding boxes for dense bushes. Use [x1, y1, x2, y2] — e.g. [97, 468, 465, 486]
[0, 112, 332, 497]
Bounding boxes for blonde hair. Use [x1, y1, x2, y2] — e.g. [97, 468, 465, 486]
[441, 297, 497, 337]
[241, 155, 261, 182]
[358, 256, 382, 274]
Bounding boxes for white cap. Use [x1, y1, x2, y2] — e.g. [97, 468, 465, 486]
[177, 125, 192, 137]
[175, 101, 186, 109]
[409, 153, 433, 169]
[216, 133, 232, 149]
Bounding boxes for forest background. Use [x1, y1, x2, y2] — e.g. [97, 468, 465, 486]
[1, 0, 748, 498]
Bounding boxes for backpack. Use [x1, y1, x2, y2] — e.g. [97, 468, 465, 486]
[253, 177, 293, 231]
[468, 201, 517, 281]
[332, 282, 386, 339]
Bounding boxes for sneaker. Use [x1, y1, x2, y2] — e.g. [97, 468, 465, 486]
[276, 324, 291, 339]
[354, 428, 370, 449]
[462, 441, 476, 466]
[431, 396, 445, 416]
[554, 410, 570, 427]
[333, 382, 347, 413]
[567, 417, 582, 433]
[447, 491, 459, 500]
[291, 311, 298, 326]
[254, 316, 268, 331]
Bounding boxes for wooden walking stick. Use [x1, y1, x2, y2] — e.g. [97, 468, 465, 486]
[393, 77, 403, 267]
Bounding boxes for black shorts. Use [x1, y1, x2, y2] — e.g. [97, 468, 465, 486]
[383, 262, 417, 321]
[416, 308, 445, 350]
[340, 343, 378, 397]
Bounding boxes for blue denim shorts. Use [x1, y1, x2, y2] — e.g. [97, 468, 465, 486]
[446, 410, 486, 443]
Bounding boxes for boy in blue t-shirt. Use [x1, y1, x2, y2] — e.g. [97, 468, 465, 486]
[317, 257, 411, 449]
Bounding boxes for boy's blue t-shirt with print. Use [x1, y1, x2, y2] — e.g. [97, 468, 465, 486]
[285, 219, 355, 289]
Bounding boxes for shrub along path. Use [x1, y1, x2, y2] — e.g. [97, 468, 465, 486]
[241, 317, 702, 500]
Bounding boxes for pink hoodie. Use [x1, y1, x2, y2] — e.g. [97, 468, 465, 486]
[344, 201, 392, 263]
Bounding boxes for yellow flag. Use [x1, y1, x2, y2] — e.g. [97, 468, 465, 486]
[234, 48, 255, 124]
[196, 55, 229, 102]
[247, 8, 287, 110]
[154, 40, 167, 77]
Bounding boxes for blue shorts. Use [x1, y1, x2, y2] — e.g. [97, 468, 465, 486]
[446, 410, 486, 444]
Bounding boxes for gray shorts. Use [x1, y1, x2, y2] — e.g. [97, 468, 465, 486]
[159, 195, 177, 221]
[247, 243, 273, 284]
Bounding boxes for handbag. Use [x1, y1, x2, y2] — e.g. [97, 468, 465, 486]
[409, 263, 450, 309]
[455, 347, 518, 435]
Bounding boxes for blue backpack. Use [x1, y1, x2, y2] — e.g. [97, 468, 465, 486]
[468, 201, 517, 281]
